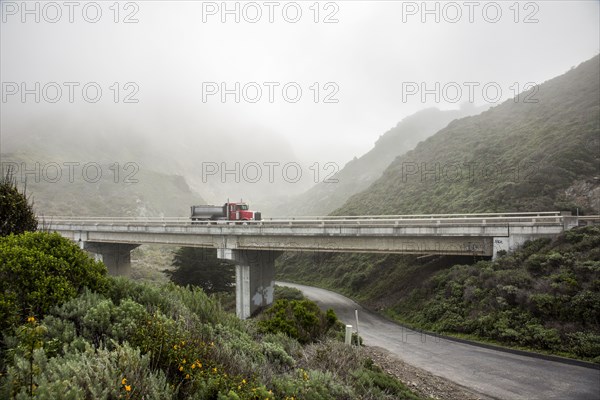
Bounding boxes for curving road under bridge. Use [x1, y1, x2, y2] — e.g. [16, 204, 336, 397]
[277, 282, 600, 400]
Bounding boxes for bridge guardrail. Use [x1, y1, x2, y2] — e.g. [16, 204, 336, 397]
[39, 213, 571, 229]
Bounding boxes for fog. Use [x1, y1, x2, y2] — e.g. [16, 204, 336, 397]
[1, 0, 599, 208]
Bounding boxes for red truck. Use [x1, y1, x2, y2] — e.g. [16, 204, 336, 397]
[190, 202, 261, 221]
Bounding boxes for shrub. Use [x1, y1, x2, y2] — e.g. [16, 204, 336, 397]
[258, 299, 339, 344]
[0, 232, 107, 331]
[106, 278, 242, 330]
[2, 340, 174, 399]
[301, 340, 361, 377]
[274, 285, 305, 301]
[261, 341, 296, 370]
[261, 332, 302, 360]
[352, 365, 421, 399]
[567, 331, 600, 359]
[271, 368, 354, 400]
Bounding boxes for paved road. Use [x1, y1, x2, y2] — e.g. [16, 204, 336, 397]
[277, 282, 600, 400]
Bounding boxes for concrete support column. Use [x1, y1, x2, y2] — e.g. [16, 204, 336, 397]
[217, 248, 280, 319]
[82, 242, 139, 276]
[561, 211, 578, 230]
[492, 237, 510, 259]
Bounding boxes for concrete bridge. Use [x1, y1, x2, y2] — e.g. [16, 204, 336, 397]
[45, 211, 581, 319]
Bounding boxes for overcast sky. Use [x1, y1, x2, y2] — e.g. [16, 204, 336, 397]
[1, 0, 599, 166]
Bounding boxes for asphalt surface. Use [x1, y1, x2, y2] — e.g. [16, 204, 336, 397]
[277, 281, 600, 400]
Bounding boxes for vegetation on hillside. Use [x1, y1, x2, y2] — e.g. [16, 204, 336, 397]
[335, 55, 599, 216]
[0, 231, 424, 399]
[278, 226, 600, 362]
[391, 226, 600, 361]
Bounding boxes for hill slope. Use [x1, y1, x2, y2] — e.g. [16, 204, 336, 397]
[274, 106, 484, 216]
[277, 54, 600, 360]
[335, 55, 600, 215]
[2, 153, 203, 217]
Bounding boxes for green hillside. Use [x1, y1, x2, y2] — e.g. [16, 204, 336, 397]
[274, 106, 484, 216]
[278, 54, 600, 361]
[335, 55, 599, 216]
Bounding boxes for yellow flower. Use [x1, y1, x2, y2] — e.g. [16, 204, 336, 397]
[125, 385, 131, 392]
[121, 378, 127, 385]
[191, 364, 195, 369]
[182, 359, 186, 364]
[179, 366, 184, 371]
[27, 316, 35, 323]
[212, 367, 217, 373]
[185, 374, 190, 379]
[242, 379, 246, 384]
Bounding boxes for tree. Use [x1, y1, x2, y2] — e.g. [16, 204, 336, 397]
[167, 247, 235, 294]
[0, 166, 37, 236]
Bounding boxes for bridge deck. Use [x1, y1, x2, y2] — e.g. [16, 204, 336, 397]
[43, 212, 577, 257]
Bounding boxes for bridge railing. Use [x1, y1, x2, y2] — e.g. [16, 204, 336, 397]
[39, 212, 569, 228]
[265, 211, 564, 220]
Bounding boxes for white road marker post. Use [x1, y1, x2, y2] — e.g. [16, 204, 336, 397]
[355, 309, 360, 346]
[345, 325, 353, 345]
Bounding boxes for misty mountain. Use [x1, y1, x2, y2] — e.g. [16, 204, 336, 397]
[272, 105, 487, 216]
[1, 155, 203, 217]
[334, 55, 600, 216]
[1, 107, 307, 216]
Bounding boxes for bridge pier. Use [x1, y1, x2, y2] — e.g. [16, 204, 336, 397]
[218, 249, 280, 319]
[81, 242, 140, 276]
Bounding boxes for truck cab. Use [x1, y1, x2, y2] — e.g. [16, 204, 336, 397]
[227, 202, 259, 220]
